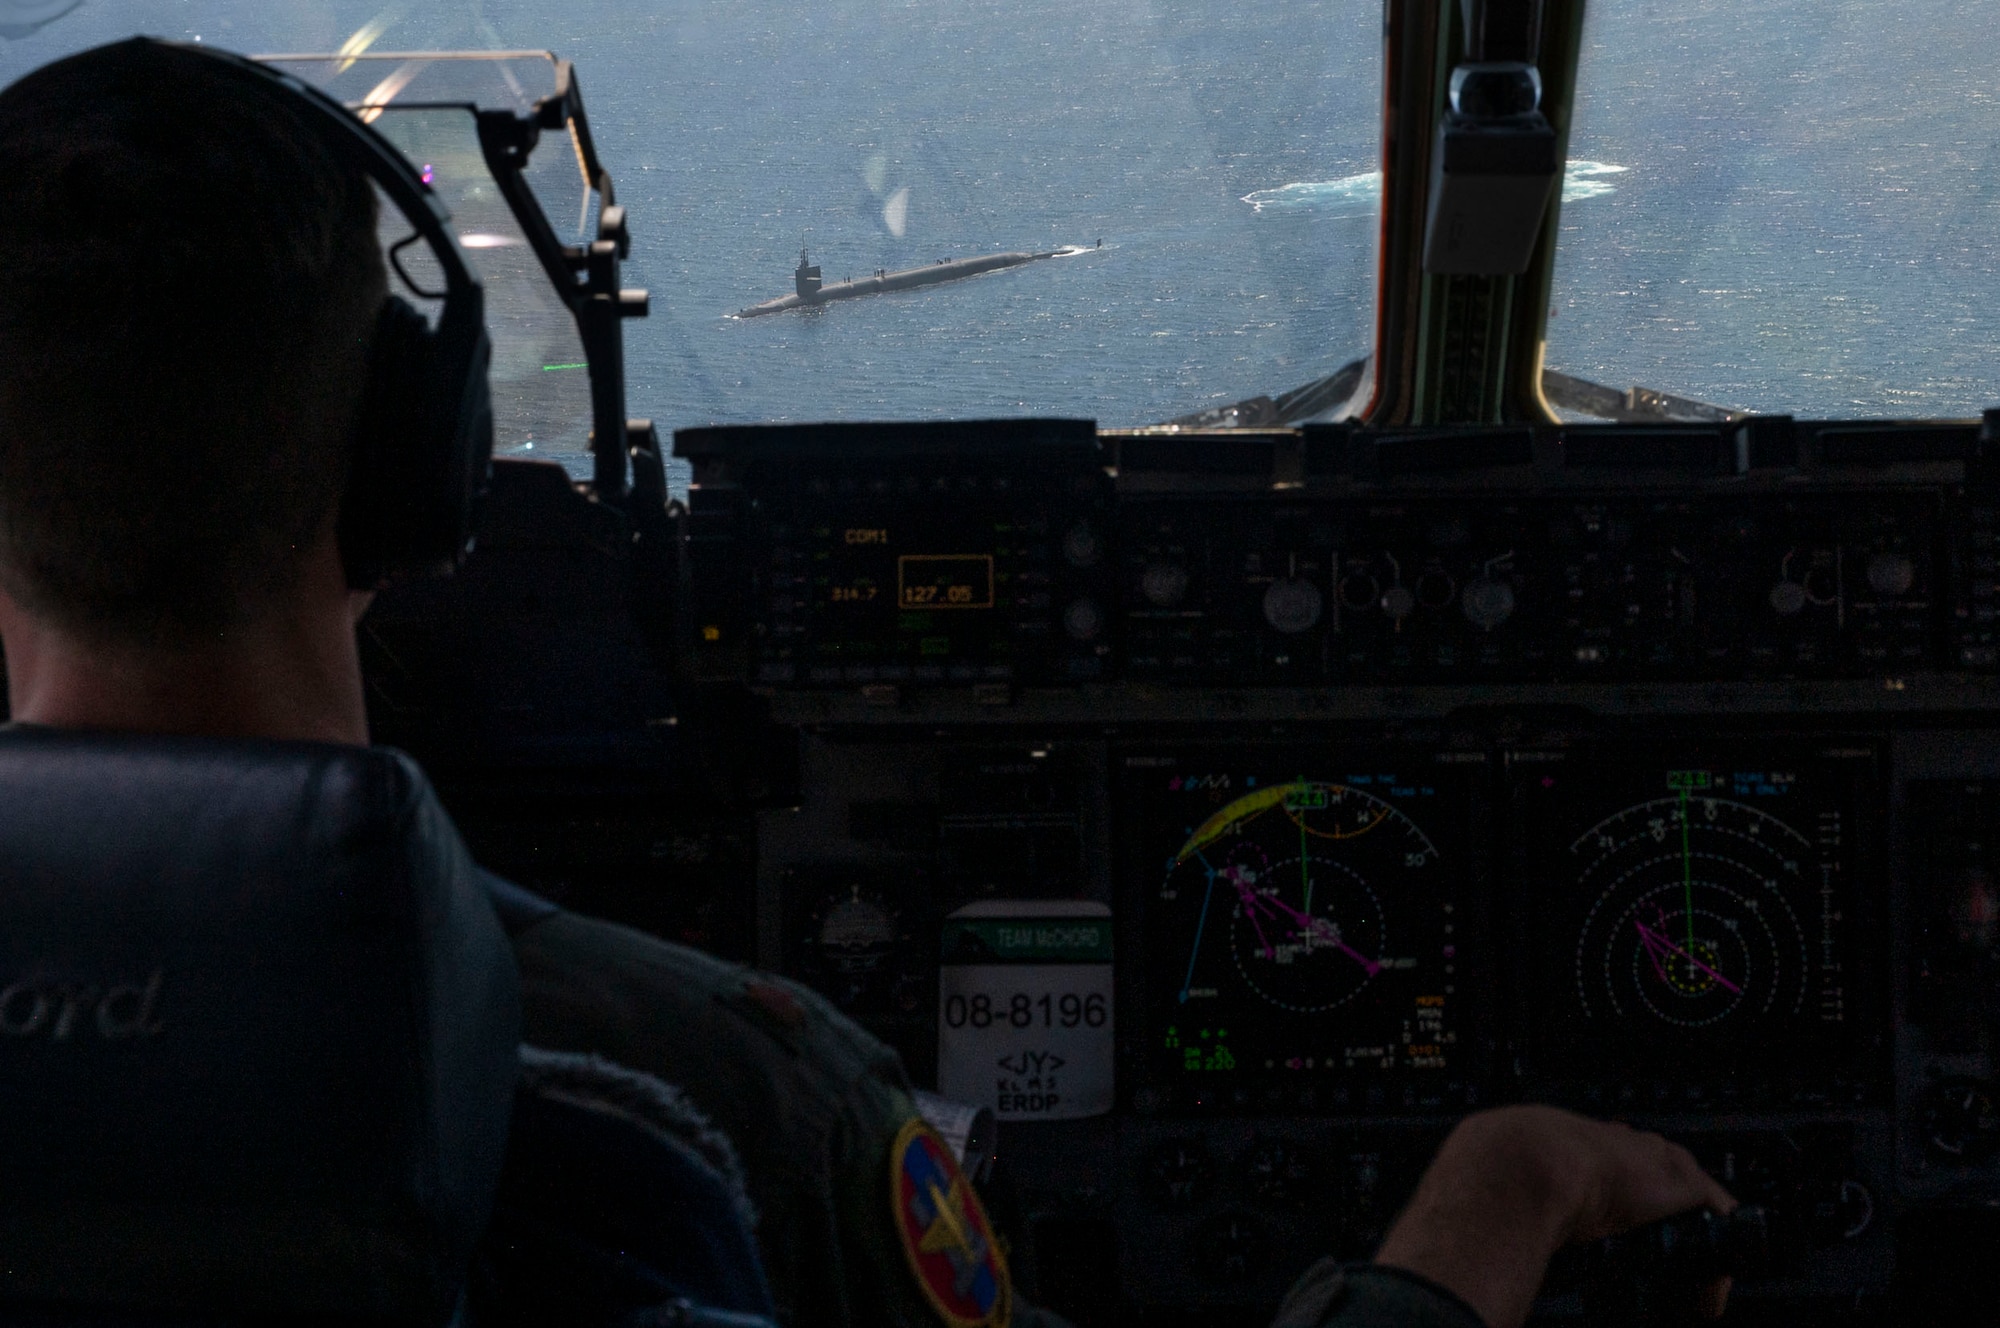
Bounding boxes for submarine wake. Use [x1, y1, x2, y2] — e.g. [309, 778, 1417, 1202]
[1241, 161, 1628, 214]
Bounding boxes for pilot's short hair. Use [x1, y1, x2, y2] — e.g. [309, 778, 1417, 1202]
[0, 39, 385, 643]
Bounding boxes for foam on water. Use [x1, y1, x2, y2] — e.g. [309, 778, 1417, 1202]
[1561, 160, 1628, 201]
[1242, 160, 1628, 213]
[1241, 171, 1382, 216]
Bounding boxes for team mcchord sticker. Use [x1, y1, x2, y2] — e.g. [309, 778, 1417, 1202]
[891, 1117, 1012, 1328]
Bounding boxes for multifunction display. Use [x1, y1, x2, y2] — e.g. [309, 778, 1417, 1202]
[1513, 745, 1873, 1089]
[763, 501, 1112, 685]
[1127, 751, 1483, 1109]
[675, 419, 1112, 687]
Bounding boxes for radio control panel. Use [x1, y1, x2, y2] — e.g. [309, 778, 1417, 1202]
[679, 417, 2000, 693]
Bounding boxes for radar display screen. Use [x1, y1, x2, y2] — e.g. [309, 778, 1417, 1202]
[1126, 750, 1485, 1110]
[1514, 744, 1875, 1084]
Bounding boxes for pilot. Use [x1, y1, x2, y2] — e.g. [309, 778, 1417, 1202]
[0, 40, 1058, 1328]
[0, 37, 1739, 1328]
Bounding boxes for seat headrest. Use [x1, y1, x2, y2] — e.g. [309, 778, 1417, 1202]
[0, 730, 521, 1324]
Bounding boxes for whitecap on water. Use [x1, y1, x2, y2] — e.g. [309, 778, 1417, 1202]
[1560, 160, 1629, 201]
[1242, 161, 1628, 213]
[1241, 171, 1382, 216]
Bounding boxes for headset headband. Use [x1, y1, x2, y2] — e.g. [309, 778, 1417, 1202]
[150, 38, 481, 302]
[140, 37, 497, 588]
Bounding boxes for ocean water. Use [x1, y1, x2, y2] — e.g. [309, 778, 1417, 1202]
[5, 0, 2000, 483]
[1550, 0, 2000, 420]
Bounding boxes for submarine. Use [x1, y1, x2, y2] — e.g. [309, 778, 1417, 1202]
[736, 245, 1066, 317]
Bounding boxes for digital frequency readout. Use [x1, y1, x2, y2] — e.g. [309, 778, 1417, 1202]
[1518, 748, 1868, 1079]
[1132, 754, 1478, 1101]
[897, 554, 994, 610]
[819, 531, 995, 611]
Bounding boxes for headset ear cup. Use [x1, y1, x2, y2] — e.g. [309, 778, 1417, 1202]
[340, 296, 434, 589]
[341, 292, 491, 590]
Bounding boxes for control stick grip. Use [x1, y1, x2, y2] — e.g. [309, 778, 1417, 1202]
[1596, 1204, 1774, 1279]
[1580, 1205, 1776, 1326]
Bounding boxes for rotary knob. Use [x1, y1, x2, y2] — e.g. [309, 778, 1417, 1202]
[1460, 576, 1515, 630]
[1769, 580, 1807, 616]
[1867, 551, 1916, 597]
[1063, 597, 1104, 642]
[1062, 521, 1101, 568]
[1380, 585, 1417, 619]
[1141, 561, 1190, 608]
[1262, 578, 1324, 634]
[1338, 571, 1380, 610]
[1416, 570, 1457, 608]
[1921, 1081, 2000, 1162]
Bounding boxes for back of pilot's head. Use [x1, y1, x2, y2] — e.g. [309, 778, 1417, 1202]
[0, 39, 386, 646]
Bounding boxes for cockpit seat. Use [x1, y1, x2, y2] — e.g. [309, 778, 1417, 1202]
[0, 730, 522, 1325]
[0, 729, 778, 1328]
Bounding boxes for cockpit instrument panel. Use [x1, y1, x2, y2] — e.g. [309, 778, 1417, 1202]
[679, 419, 1114, 688]
[1512, 744, 1878, 1101]
[624, 418, 2000, 1320]
[1126, 749, 1486, 1113]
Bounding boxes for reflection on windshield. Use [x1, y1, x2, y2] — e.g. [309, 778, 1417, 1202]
[1549, 0, 2000, 418]
[0, 0, 80, 41]
[263, 52, 603, 477]
[365, 106, 595, 473]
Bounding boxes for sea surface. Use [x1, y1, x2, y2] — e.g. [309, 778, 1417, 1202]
[6, 0, 2000, 484]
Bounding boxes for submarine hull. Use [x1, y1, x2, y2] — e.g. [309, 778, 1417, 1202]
[739, 249, 1059, 317]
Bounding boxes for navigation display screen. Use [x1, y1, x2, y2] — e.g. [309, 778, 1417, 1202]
[1512, 743, 1875, 1087]
[1125, 749, 1486, 1111]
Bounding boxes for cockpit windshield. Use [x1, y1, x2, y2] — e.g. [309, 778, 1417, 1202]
[1547, 0, 2000, 418]
[1, 0, 1382, 445]
[7, 0, 1999, 438]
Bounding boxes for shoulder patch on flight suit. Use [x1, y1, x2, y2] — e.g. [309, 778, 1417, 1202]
[715, 975, 807, 1053]
[743, 979, 806, 1032]
[890, 1117, 1012, 1328]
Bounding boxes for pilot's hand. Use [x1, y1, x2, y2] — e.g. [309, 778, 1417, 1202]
[1372, 1106, 1736, 1328]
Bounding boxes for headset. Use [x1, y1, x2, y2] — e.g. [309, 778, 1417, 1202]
[148, 38, 495, 590]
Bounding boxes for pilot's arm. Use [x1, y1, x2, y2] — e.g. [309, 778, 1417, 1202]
[500, 895, 1062, 1328]
[1272, 1107, 1737, 1328]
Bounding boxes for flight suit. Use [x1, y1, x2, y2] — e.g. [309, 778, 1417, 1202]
[497, 887, 1068, 1328]
[1272, 1260, 1485, 1328]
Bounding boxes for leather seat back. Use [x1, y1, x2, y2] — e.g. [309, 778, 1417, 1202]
[0, 730, 520, 1325]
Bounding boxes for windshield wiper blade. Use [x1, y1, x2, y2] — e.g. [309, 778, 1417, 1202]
[1157, 362, 1741, 429]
